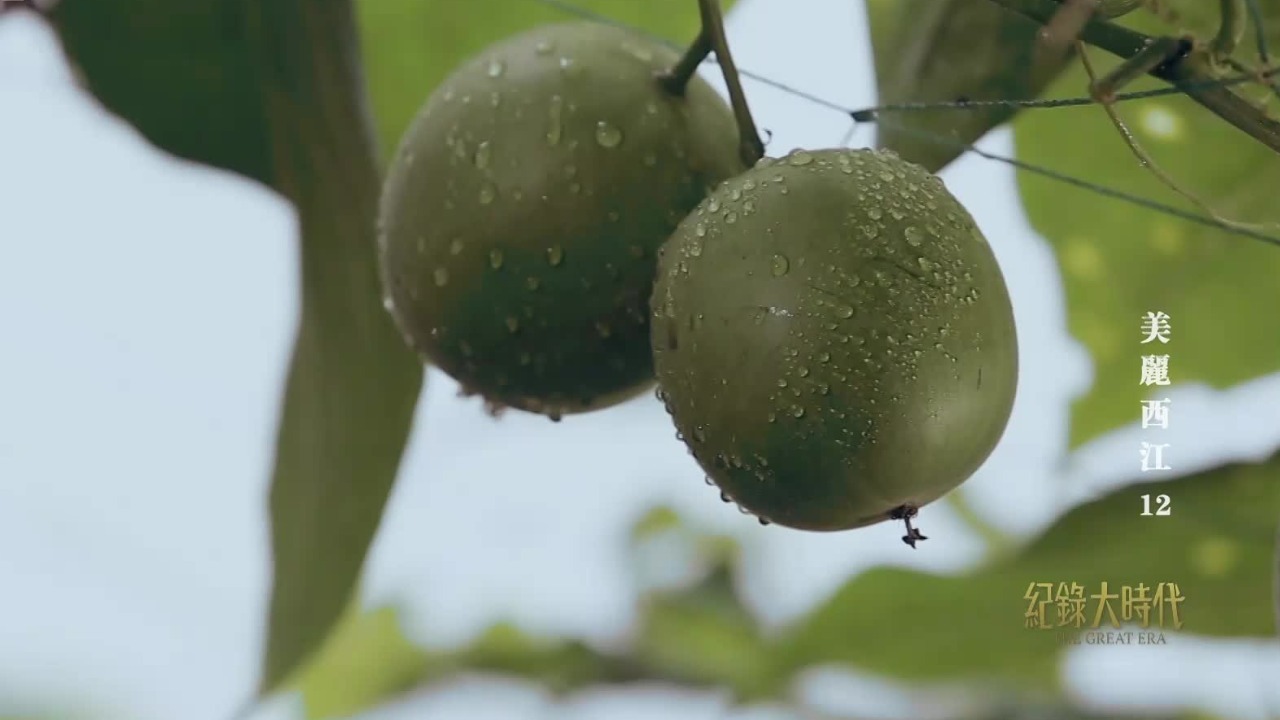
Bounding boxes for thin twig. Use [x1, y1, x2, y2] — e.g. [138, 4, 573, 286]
[654, 0, 763, 166]
[1212, 0, 1247, 59]
[656, 29, 712, 96]
[696, 0, 764, 166]
[987, 0, 1280, 154]
[1079, 41, 1279, 234]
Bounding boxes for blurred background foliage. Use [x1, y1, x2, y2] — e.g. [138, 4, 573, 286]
[17, 0, 1280, 717]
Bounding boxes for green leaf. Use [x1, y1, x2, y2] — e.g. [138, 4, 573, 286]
[778, 450, 1280, 685]
[297, 605, 430, 720]
[50, 0, 425, 700]
[865, 0, 1073, 172]
[1012, 1, 1280, 446]
[246, 2, 424, 695]
[49, 0, 273, 185]
[355, 0, 732, 162]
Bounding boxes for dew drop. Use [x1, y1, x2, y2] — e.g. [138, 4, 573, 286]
[788, 150, 814, 166]
[534, 40, 554, 55]
[791, 405, 806, 418]
[433, 267, 449, 287]
[489, 249, 504, 269]
[868, 207, 883, 220]
[708, 198, 721, 213]
[771, 254, 790, 277]
[689, 240, 703, 257]
[905, 226, 924, 247]
[546, 245, 564, 266]
[595, 121, 623, 148]
[473, 140, 492, 169]
[486, 59, 505, 78]
[478, 183, 496, 204]
[695, 223, 707, 238]
[547, 95, 564, 145]
[725, 211, 738, 224]
[505, 316, 520, 333]
[449, 238, 464, 255]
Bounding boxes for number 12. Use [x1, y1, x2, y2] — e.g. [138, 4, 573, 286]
[1140, 494, 1171, 516]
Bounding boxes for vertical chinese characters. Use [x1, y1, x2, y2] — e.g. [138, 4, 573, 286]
[1139, 311, 1172, 474]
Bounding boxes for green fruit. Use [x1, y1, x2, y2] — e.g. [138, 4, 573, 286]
[651, 148, 1018, 537]
[378, 21, 744, 419]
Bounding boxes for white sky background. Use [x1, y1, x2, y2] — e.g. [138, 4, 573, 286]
[1, 1, 1280, 720]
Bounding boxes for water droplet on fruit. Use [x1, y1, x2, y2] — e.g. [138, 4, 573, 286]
[708, 198, 721, 213]
[596, 320, 612, 338]
[505, 316, 520, 333]
[868, 207, 883, 220]
[788, 150, 814, 166]
[689, 239, 703, 257]
[836, 304, 854, 319]
[449, 238, 464, 255]
[695, 223, 707, 238]
[791, 405, 806, 418]
[489, 249, 504, 269]
[526, 277, 540, 291]
[905, 226, 924, 247]
[547, 95, 564, 145]
[547, 245, 564, 266]
[595, 121, 623, 148]
[771, 254, 790, 276]
[433, 267, 449, 286]
[473, 140, 492, 169]
[478, 183, 496, 204]
[534, 40, 554, 55]
[486, 59, 505, 78]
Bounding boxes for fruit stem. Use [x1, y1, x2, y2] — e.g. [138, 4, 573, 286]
[657, 0, 765, 166]
[656, 29, 712, 97]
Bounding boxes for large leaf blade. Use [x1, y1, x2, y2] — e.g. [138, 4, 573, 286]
[1012, 1, 1280, 446]
[865, 0, 1074, 173]
[48, 0, 425, 696]
[48, 0, 273, 185]
[778, 451, 1280, 684]
[244, 1, 423, 693]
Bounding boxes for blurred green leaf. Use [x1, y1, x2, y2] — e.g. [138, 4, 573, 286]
[247, 1, 424, 695]
[633, 548, 781, 700]
[865, 0, 1072, 172]
[51, 0, 424, 699]
[1012, 1, 1280, 447]
[49, 0, 424, 696]
[778, 450, 1280, 686]
[298, 605, 430, 719]
[49, 0, 273, 185]
[355, 0, 733, 162]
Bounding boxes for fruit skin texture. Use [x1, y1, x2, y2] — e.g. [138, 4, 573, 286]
[651, 148, 1018, 531]
[377, 21, 744, 419]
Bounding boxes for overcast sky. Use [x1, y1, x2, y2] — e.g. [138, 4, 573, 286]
[2, 1, 1279, 719]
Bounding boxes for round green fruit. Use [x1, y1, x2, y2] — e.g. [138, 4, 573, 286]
[651, 147, 1018, 537]
[377, 21, 744, 420]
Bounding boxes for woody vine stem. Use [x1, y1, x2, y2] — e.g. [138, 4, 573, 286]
[658, 0, 765, 167]
[988, 0, 1280, 155]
